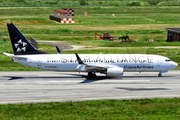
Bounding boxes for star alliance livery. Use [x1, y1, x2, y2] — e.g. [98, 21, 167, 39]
[3, 23, 178, 77]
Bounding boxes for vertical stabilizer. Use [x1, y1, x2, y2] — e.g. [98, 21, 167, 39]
[7, 23, 48, 55]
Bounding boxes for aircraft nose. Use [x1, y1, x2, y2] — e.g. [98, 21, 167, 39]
[172, 62, 178, 68]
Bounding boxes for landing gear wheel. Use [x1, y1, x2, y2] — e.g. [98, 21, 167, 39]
[158, 73, 162, 77]
[88, 72, 96, 78]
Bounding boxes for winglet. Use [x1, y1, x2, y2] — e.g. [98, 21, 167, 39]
[75, 53, 84, 64]
[56, 46, 63, 54]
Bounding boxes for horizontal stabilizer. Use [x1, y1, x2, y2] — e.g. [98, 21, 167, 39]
[3, 52, 14, 58]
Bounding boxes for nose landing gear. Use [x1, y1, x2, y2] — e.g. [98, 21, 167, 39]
[158, 73, 162, 77]
[158, 71, 168, 77]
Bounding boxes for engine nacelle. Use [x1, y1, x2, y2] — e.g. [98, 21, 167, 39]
[106, 67, 124, 77]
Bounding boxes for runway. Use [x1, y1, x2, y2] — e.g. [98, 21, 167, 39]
[0, 71, 180, 104]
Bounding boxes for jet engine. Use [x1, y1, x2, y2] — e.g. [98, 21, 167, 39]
[106, 67, 124, 77]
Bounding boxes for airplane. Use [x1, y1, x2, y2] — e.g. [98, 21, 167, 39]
[3, 23, 178, 78]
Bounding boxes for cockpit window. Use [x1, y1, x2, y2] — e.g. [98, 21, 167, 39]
[165, 59, 171, 62]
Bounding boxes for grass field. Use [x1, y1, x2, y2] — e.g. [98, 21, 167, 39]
[1, 7, 180, 44]
[1, 98, 180, 120]
[0, 0, 180, 7]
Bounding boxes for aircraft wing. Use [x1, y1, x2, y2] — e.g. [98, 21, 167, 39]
[76, 63, 118, 72]
[75, 53, 118, 72]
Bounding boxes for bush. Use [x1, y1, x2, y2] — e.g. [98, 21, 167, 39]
[147, 1, 160, 5]
[140, 1, 151, 6]
[157, 1, 180, 6]
[79, 0, 88, 5]
[128, 1, 141, 6]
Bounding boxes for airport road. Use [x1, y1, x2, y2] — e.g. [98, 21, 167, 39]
[0, 71, 180, 104]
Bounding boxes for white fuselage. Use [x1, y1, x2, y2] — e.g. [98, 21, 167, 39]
[12, 54, 177, 73]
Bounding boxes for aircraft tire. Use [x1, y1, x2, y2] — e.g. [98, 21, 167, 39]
[88, 72, 96, 78]
[158, 73, 162, 77]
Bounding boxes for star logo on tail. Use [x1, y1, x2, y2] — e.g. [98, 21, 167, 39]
[14, 39, 27, 52]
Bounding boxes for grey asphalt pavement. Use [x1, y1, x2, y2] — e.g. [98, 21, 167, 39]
[0, 71, 180, 104]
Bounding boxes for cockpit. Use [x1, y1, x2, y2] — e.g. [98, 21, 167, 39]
[165, 59, 171, 62]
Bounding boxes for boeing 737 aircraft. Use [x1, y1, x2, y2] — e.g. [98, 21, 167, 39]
[3, 23, 178, 77]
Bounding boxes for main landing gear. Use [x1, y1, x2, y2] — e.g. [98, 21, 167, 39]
[88, 72, 96, 78]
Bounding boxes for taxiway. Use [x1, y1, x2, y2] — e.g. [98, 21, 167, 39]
[0, 71, 180, 104]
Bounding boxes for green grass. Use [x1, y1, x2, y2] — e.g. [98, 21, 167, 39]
[98, 40, 180, 47]
[0, 7, 180, 47]
[0, 7, 179, 38]
[0, 0, 180, 7]
[1, 98, 180, 120]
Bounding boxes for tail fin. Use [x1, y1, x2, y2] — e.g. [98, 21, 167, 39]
[7, 23, 48, 55]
